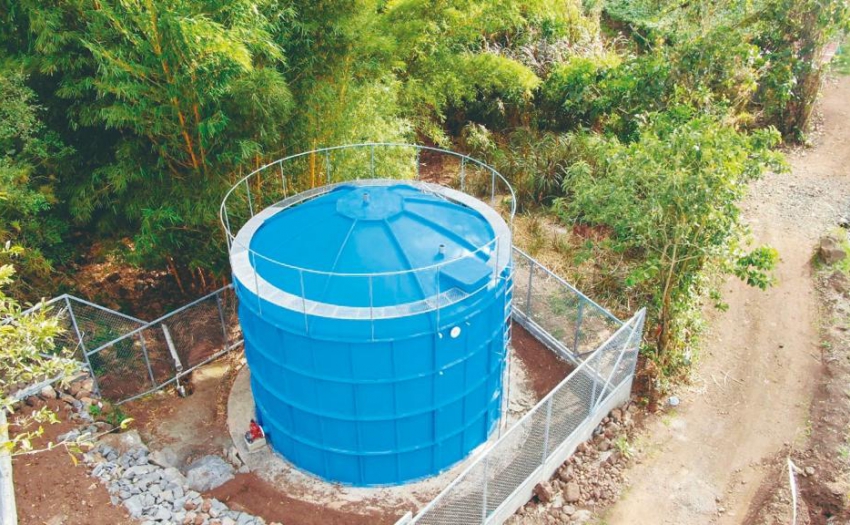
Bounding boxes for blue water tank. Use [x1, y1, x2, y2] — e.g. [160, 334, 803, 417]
[230, 181, 512, 486]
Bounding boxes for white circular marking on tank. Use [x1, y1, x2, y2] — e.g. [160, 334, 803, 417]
[450, 326, 461, 338]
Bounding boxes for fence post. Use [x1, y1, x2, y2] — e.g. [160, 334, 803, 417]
[481, 455, 489, 524]
[138, 332, 157, 388]
[592, 325, 636, 410]
[573, 300, 585, 354]
[622, 309, 646, 386]
[65, 297, 102, 397]
[525, 263, 535, 319]
[370, 144, 375, 178]
[541, 396, 553, 462]
[415, 149, 420, 180]
[161, 324, 183, 379]
[215, 292, 230, 350]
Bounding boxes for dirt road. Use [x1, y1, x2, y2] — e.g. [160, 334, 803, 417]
[604, 75, 850, 524]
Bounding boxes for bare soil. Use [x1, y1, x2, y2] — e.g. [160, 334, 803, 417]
[512, 323, 575, 400]
[66, 240, 223, 319]
[208, 473, 396, 525]
[603, 75, 850, 524]
[11, 399, 137, 525]
[123, 357, 238, 468]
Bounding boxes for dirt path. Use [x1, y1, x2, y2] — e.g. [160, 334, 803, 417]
[604, 75, 850, 524]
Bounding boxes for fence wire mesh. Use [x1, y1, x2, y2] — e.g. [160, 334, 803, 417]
[511, 248, 622, 358]
[19, 244, 643, 525]
[22, 287, 244, 404]
[409, 252, 646, 525]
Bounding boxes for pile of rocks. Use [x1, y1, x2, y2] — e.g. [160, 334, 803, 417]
[25, 375, 98, 416]
[35, 373, 272, 525]
[84, 440, 271, 525]
[509, 403, 638, 525]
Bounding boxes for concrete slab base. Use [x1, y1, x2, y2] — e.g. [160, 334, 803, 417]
[226, 354, 537, 515]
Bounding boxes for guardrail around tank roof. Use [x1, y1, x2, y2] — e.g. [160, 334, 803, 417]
[219, 143, 518, 324]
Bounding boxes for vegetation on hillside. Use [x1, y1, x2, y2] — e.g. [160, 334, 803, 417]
[1, 0, 847, 392]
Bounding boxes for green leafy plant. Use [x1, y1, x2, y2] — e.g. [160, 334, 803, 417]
[555, 112, 785, 373]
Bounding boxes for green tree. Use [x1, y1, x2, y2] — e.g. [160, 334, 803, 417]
[555, 112, 785, 372]
[0, 67, 71, 296]
[9, 0, 294, 280]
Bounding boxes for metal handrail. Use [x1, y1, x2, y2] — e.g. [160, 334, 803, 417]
[219, 143, 516, 281]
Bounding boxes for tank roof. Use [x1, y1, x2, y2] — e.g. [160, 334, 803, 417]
[229, 180, 511, 316]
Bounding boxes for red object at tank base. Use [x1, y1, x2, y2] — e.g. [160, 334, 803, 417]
[245, 419, 264, 444]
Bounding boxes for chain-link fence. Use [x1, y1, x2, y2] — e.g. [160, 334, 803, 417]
[20, 286, 243, 405]
[401, 250, 645, 525]
[18, 243, 643, 525]
[407, 310, 644, 525]
[511, 247, 623, 361]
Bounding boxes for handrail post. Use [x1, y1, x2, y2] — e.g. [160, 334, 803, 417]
[279, 161, 287, 198]
[326, 150, 332, 184]
[525, 263, 535, 319]
[223, 206, 232, 252]
[460, 157, 466, 191]
[65, 297, 102, 397]
[415, 149, 421, 180]
[370, 144, 375, 178]
[299, 269, 309, 334]
[245, 179, 254, 217]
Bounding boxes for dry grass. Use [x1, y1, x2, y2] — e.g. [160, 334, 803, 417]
[511, 211, 638, 319]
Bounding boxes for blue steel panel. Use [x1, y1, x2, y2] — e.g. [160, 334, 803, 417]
[235, 183, 511, 486]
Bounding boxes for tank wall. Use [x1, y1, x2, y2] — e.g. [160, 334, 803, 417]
[237, 272, 511, 486]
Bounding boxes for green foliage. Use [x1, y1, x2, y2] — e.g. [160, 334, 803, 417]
[603, 0, 850, 140]
[752, 0, 849, 140]
[730, 245, 779, 290]
[832, 38, 850, 76]
[89, 403, 129, 428]
[384, 0, 595, 138]
[0, 0, 832, 390]
[0, 67, 71, 295]
[0, 244, 78, 457]
[10, 0, 293, 271]
[554, 112, 785, 372]
[539, 51, 670, 139]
